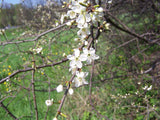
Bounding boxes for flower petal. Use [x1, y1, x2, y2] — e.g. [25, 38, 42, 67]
[70, 60, 76, 67]
[76, 61, 82, 68]
[93, 54, 99, 60]
[89, 48, 95, 55]
[74, 49, 80, 57]
[83, 48, 88, 54]
[67, 55, 74, 60]
[80, 54, 87, 61]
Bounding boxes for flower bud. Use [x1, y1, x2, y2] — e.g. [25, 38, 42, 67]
[69, 88, 74, 95]
[53, 117, 58, 120]
[56, 84, 63, 92]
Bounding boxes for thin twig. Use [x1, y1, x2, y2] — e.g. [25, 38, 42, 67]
[56, 71, 76, 118]
[0, 102, 18, 120]
[104, 11, 160, 45]
[31, 56, 38, 120]
[0, 23, 66, 46]
[0, 58, 68, 83]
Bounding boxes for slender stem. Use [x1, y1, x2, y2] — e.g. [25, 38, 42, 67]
[44, 107, 49, 120]
[31, 56, 38, 120]
[57, 71, 76, 114]
[0, 102, 18, 120]
[89, 60, 94, 99]
[44, 74, 51, 120]
[0, 23, 66, 46]
[0, 58, 68, 83]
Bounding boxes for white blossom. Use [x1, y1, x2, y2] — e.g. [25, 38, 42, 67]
[108, 0, 112, 4]
[91, 12, 103, 23]
[60, 14, 67, 24]
[62, 53, 66, 57]
[67, 49, 83, 68]
[6, 78, 10, 82]
[66, 21, 72, 26]
[84, 41, 88, 45]
[80, 48, 99, 64]
[73, 71, 88, 87]
[56, 84, 63, 92]
[74, 38, 80, 41]
[55, 22, 59, 26]
[0, 29, 5, 35]
[90, 7, 104, 23]
[69, 88, 74, 95]
[77, 27, 90, 39]
[76, 13, 91, 28]
[67, 10, 76, 19]
[105, 23, 110, 29]
[53, 117, 58, 120]
[76, 14, 86, 26]
[69, 64, 77, 74]
[66, 20, 75, 26]
[45, 99, 53, 106]
[77, 22, 88, 29]
[142, 85, 152, 91]
[37, 47, 42, 53]
[143, 85, 148, 90]
[33, 47, 42, 54]
[96, 7, 103, 12]
[137, 82, 141, 85]
[71, 1, 86, 14]
[147, 85, 152, 91]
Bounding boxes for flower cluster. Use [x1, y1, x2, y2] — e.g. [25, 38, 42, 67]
[55, 0, 104, 93]
[32, 47, 43, 54]
[63, 0, 103, 87]
[46, 1, 106, 118]
[67, 48, 99, 87]
[61, 0, 104, 43]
